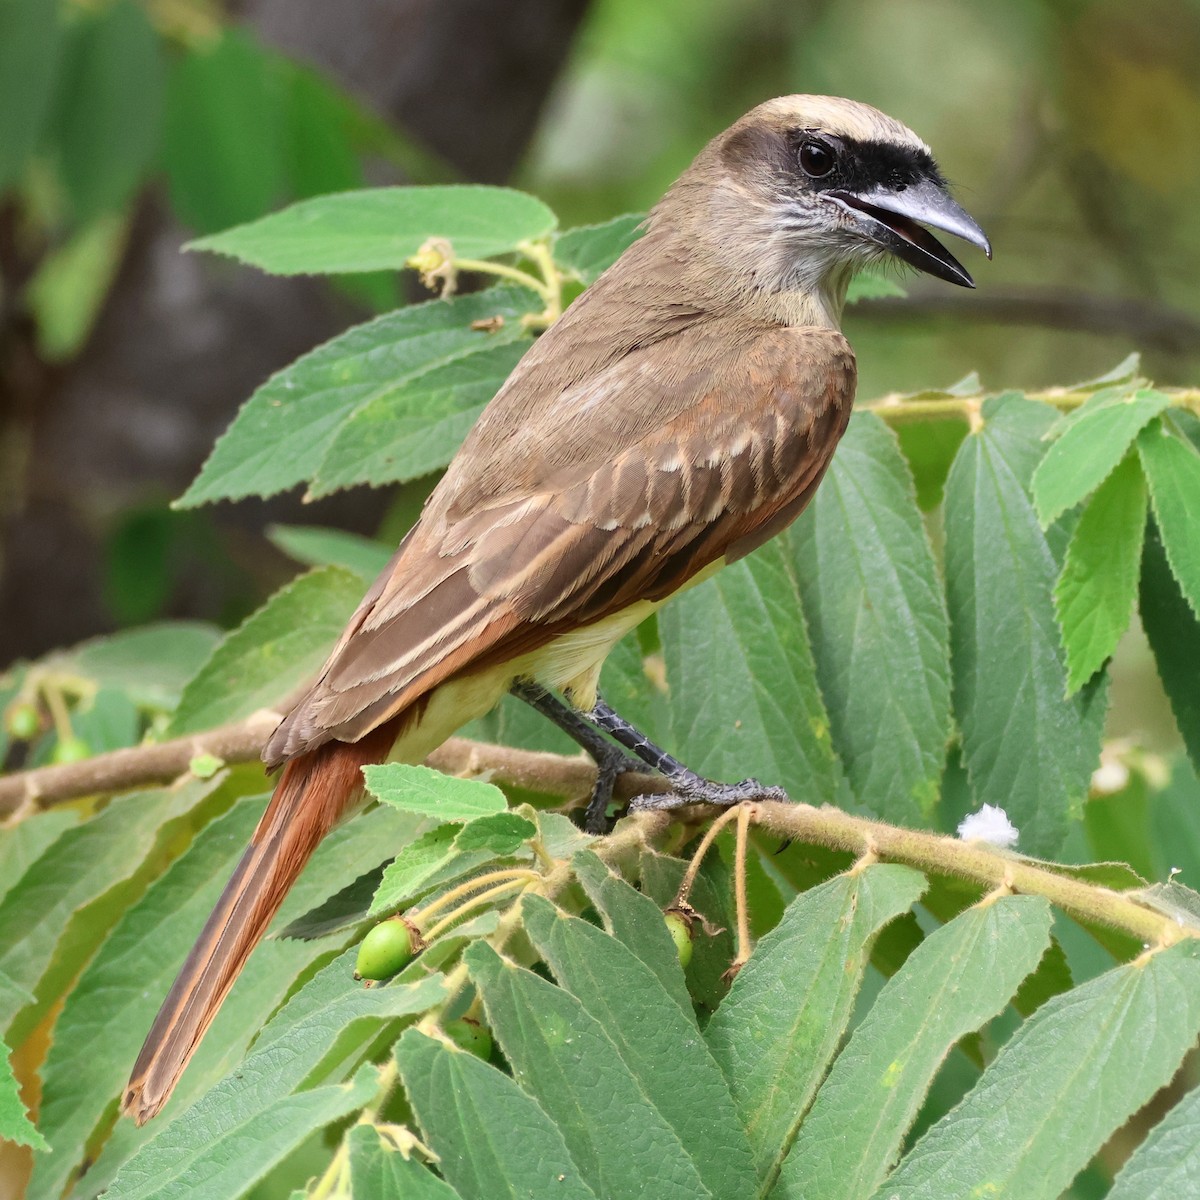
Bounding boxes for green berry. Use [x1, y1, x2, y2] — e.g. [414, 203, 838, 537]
[355, 916, 420, 981]
[445, 1017, 493, 1060]
[663, 908, 695, 969]
[4, 703, 39, 741]
[51, 735, 91, 764]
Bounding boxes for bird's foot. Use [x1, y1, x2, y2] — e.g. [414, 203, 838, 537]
[628, 771, 788, 815]
[584, 741, 658, 834]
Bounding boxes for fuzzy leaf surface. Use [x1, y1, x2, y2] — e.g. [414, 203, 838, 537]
[105, 958, 445, 1200]
[168, 566, 363, 735]
[1139, 416, 1200, 620]
[876, 941, 1200, 1199]
[397, 1029, 599, 1200]
[189, 185, 556, 274]
[660, 539, 837, 801]
[791, 411, 950, 824]
[522, 895, 758, 1200]
[777, 895, 1052, 1199]
[467, 940, 710, 1199]
[704, 864, 926, 1182]
[1031, 387, 1170, 525]
[1054, 452, 1147, 693]
[945, 395, 1106, 855]
[1107, 1082, 1200, 1199]
[178, 286, 533, 507]
[554, 214, 644, 283]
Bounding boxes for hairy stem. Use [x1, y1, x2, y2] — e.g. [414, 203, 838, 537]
[863, 385, 1200, 425]
[0, 711, 1190, 948]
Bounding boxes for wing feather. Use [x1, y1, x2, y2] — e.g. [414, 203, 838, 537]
[264, 319, 854, 766]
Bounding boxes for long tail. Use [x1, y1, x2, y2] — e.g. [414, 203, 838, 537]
[122, 721, 397, 1125]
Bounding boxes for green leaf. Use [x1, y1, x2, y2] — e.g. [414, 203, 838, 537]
[778, 895, 1052, 1200]
[167, 566, 363, 735]
[522, 895, 759, 1200]
[110, 1073, 376, 1200]
[660, 540, 838, 800]
[1031, 387, 1171, 526]
[944, 395, 1106, 856]
[1, 1032, 46, 1150]
[0, 0, 60, 193]
[877, 941, 1200, 1199]
[369, 827, 510, 918]
[453, 812, 536, 855]
[0, 809, 77, 907]
[346, 1124, 462, 1199]
[1139, 416, 1200, 620]
[65, 621, 220, 710]
[71, 802, 425, 1198]
[308, 338, 527, 496]
[106, 958, 445, 1200]
[1054, 452, 1147, 694]
[266, 523, 392, 580]
[73, 686, 139, 753]
[177, 286, 533, 507]
[27, 211, 130, 360]
[162, 29, 285, 233]
[896, 417, 970, 512]
[1141, 521, 1200, 775]
[0, 778, 222, 1040]
[397, 1028, 599, 1200]
[31, 799, 267, 1199]
[570, 849, 692, 1016]
[704, 864, 926, 1181]
[190, 185, 557, 275]
[465, 940, 711, 1199]
[279, 60, 365, 201]
[50, 0, 163, 221]
[791, 411, 951, 824]
[847, 270, 906, 302]
[1107, 1083, 1200, 1198]
[554, 214, 644, 284]
[364, 764, 507, 822]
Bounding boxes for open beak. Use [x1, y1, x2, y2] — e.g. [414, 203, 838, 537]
[824, 177, 991, 288]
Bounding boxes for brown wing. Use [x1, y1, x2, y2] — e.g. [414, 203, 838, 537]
[264, 318, 854, 766]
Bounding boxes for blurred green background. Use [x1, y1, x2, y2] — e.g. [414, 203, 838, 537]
[2, 0, 1197, 664]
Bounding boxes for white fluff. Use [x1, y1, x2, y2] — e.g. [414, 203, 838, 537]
[957, 804, 1019, 849]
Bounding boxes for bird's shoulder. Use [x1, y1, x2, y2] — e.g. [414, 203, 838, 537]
[434, 303, 855, 527]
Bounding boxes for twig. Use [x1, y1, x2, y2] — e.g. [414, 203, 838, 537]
[0, 712, 670, 816]
[1, 710, 1192, 949]
[863, 384, 1200, 426]
[749, 800, 1191, 950]
[855, 287, 1200, 357]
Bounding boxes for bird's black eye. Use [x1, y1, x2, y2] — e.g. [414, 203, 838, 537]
[799, 139, 836, 178]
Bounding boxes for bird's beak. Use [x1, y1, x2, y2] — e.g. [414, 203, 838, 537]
[824, 177, 991, 288]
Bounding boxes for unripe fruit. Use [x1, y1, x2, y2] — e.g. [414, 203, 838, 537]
[354, 916, 422, 981]
[4, 703, 39, 741]
[51, 735, 91, 764]
[444, 1017, 493, 1060]
[663, 908, 695, 969]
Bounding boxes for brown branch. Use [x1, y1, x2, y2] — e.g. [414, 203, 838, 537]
[2, 709, 1192, 951]
[855, 286, 1200, 357]
[0, 709, 669, 817]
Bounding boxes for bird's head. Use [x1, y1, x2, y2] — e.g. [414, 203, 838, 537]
[665, 95, 990, 324]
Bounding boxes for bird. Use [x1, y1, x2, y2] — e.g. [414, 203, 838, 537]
[122, 94, 989, 1124]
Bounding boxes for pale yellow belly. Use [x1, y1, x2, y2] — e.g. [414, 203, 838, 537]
[390, 557, 725, 763]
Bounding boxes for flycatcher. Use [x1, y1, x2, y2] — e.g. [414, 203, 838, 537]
[124, 94, 989, 1123]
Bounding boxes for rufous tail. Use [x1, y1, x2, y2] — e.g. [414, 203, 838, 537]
[122, 722, 397, 1125]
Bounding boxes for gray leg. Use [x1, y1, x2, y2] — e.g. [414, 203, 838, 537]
[585, 696, 788, 812]
[509, 682, 652, 833]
